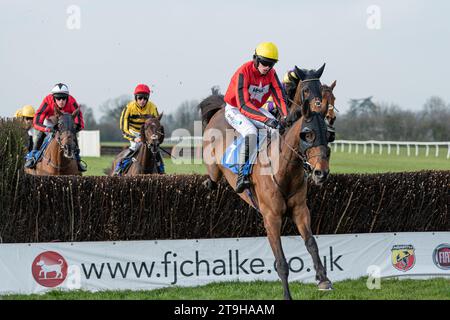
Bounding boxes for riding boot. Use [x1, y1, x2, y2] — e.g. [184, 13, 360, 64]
[113, 148, 135, 176]
[74, 148, 87, 172]
[27, 135, 33, 153]
[235, 135, 252, 193]
[25, 131, 45, 168]
[156, 151, 165, 174]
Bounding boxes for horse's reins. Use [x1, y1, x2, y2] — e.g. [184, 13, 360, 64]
[244, 79, 332, 201]
[131, 126, 163, 173]
[267, 79, 332, 199]
[39, 129, 78, 170]
[268, 133, 308, 200]
[321, 87, 339, 113]
[285, 97, 314, 170]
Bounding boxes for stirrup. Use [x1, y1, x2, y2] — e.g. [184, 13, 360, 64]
[113, 160, 124, 176]
[24, 158, 36, 169]
[235, 174, 251, 193]
[77, 160, 87, 172]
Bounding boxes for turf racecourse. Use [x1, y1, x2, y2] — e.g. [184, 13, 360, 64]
[2, 278, 449, 300]
[83, 145, 450, 176]
[8, 147, 448, 300]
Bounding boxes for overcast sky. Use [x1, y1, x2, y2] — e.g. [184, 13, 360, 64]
[1, 0, 450, 119]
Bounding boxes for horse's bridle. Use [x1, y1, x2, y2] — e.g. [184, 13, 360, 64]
[283, 78, 330, 172]
[145, 133, 160, 154]
[54, 120, 77, 159]
[321, 86, 338, 114]
[300, 78, 322, 110]
[142, 127, 164, 174]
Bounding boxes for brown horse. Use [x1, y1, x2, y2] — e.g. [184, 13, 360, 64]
[25, 109, 81, 176]
[110, 115, 164, 176]
[200, 64, 333, 300]
[284, 66, 337, 126]
[285, 69, 337, 143]
[321, 81, 337, 126]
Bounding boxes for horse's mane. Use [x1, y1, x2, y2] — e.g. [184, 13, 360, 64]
[50, 113, 77, 134]
[286, 66, 330, 125]
[198, 92, 225, 129]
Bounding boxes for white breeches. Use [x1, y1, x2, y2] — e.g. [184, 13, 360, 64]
[128, 130, 142, 151]
[224, 104, 277, 137]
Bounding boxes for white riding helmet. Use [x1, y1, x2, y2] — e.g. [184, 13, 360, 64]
[51, 83, 69, 96]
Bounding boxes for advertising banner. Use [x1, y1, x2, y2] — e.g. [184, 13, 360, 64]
[0, 232, 448, 294]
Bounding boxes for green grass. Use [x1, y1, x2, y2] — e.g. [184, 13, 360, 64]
[2, 277, 449, 300]
[83, 156, 206, 176]
[330, 148, 450, 174]
[83, 147, 449, 176]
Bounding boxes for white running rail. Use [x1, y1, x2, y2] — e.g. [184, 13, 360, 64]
[331, 140, 450, 159]
[165, 137, 450, 159]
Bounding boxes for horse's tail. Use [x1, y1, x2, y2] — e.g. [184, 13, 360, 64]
[198, 88, 225, 131]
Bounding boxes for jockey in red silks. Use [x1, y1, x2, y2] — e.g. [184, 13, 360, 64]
[224, 42, 288, 193]
[25, 83, 86, 172]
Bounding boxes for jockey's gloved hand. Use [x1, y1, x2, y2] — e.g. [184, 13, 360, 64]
[265, 118, 279, 129]
[45, 127, 55, 133]
[277, 117, 288, 135]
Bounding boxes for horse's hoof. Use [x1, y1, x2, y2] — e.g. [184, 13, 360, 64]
[318, 281, 333, 291]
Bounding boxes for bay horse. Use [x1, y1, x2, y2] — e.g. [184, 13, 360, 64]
[200, 64, 333, 300]
[25, 108, 81, 176]
[321, 81, 337, 127]
[283, 66, 337, 126]
[110, 115, 164, 176]
[284, 67, 337, 143]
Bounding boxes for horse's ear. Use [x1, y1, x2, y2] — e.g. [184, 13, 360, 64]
[158, 112, 163, 121]
[330, 80, 336, 90]
[294, 66, 307, 81]
[72, 108, 80, 119]
[316, 63, 326, 78]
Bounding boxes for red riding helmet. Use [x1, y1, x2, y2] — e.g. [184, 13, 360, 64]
[134, 84, 151, 95]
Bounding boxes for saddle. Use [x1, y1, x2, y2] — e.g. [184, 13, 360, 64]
[116, 148, 139, 175]
[221, 131, 268, 175]
[28, 134, 53, 165]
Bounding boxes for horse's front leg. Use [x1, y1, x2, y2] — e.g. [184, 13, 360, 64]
[292, 204, 333, 290]
[260, 204, 292, 300]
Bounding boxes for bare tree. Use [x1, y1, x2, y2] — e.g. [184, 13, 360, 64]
[79, 104, 97, 130]
[162, 99, 201, 136]
[336, 96, 450, 141]
[97, 95, 131, 141]
[419, 96, 450, 141]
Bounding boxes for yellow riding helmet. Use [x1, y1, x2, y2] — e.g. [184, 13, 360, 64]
[255, 42, 279, 61]
[21, 105, 35, 118]
[14, 109, 23, 118]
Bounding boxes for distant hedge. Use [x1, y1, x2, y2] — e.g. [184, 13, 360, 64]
[0, 118, 448, 243]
